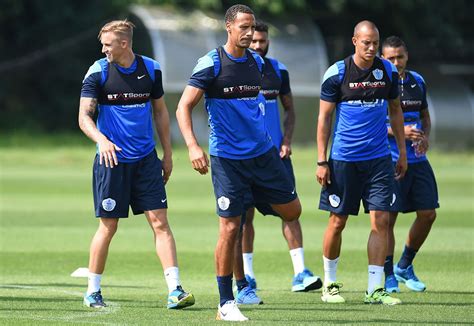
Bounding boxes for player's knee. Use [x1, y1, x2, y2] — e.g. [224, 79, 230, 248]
[98, 222, 118, 239]
[153, 220, 170, 235]
[220, 219, 241, 238]
[329, 217, 347, 233]
[281, 201, 302, 222]
[419, 210, 437, 224]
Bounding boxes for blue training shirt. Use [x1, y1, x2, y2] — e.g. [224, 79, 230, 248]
[260, 57, 291, 150]
[387, 70, 428, 163]
[321, 55, 399, 162]
[81, 55, 164, 163]
[188, 47, 272, 159]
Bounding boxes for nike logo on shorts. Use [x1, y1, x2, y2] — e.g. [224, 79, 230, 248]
[137, 75, 146, 79]
[161, 198, 167, 203]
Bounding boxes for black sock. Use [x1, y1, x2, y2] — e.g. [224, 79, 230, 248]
[236, 278, 249, 292]
[384, 255, 394, 276]
[217, 274, 234, 307]
[398, 245, 418, 269]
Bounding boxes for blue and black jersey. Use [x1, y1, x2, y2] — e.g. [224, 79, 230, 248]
[321, 55, 399, 161]
[188, 46, 272, 159]
[81, 55, 164, 163]
[387, 70, 428, 163]
[261, 57, 291, 150]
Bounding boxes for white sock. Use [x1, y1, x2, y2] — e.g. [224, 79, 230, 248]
[367, 265, 384, 294]
[289, 248, 305, 275]
[242, 253, 255, 278]
[164, 266, 180, 293]
[87, 272, 102, 295]
[323, 256, 339, 285]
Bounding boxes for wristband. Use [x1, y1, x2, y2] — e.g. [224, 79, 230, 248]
[317, 161, 329, 166]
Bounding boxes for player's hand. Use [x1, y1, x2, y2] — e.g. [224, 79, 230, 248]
[188, 144, 209, 175]
[404, 125, 424, 142]
[316, 164, 331, 187]
[161, 154, 173, 184]
[280, 143, 292, 159]
[97, 138, 122, 168]
[394, 153, 407, 180]
[417, 135, 429, 155]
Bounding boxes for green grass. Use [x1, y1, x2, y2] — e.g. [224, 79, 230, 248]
[0, 146, 473, 325]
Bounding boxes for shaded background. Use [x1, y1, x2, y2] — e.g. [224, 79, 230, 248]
[1, 0, 472, 147]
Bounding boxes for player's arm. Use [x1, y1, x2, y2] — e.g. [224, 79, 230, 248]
[315, 99, 336, 187]
[152, 97, 172, 184]
[78, 97, 121, 168]
[176, 85, 209, 175]
[418, 108, 431, 154]
[279, 93, 295, 159]
[388, 97, 407, 179]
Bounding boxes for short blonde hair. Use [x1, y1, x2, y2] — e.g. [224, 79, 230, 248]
[98, 20, 135, 43]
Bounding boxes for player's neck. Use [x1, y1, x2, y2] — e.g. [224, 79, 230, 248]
[115, 50, 135, 68]
[352, 55, 373, 70]
[223, 43, 247, 58]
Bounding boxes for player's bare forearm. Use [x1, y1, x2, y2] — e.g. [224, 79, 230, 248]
[420, 108, 431, 138]
[176, 86, 204, 148]
[388, 98, 407, 157]
[317, 100, 335, 162]
[78, 97, 107, 144]
[152, 97, 172, 158]
[280, 93, 295, 145]
[177, 86, 209, 174]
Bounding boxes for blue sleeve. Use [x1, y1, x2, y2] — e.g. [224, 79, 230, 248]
[382, 59, 399, 100]
[320, 61, 344, 102]
[81, 61, 103, 98]
[142, 56, 164, 99]
[411, 71, 428, 109]
[278, 62, 291, 95]
[251, 51, 265, 73]
[188, 50, 218, 90]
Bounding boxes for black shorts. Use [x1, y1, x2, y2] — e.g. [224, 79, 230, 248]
[92, 149, 167, 218]
[243, 157, 296, 217]
[211, 147, 297, 217]
[319, 155, 395, 216]
[390, 160, 439, 213]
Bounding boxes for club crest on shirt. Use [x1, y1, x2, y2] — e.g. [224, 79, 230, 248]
[217, 196, 230, 211]
[329, 194, 341, 208]
[102, 198, 116, 212]
[372, 69, 383, 80]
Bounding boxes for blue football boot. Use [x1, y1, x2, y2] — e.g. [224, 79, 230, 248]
[236, 286, 263, 305]
[84, 290, 106, 308]
[292, 269, 323, 292]
[384, 274, 400, 293]
[394, 264, 426, 292]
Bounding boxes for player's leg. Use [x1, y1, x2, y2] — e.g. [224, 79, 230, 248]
[216, 216, 248, 321]
[85, 155, 130, 308]
[241, 207, 257, 289]
[145, 209, 195, 309]
[394, 209, 436, 291]
[85, 217, 119, 307]
[271, 199, 301, 222]
[394, 161, 438, 292]
[384, 212, 400, 292]
[321, 212, 347, 303]
[364, 209, 401, 305]
[318, 159, 362, 303]
[131, 150, 194, 309]
[211, 155, 249, 321]
[363, 156, 401, 305]
[234, 216, 262, 305]
[283, 219, 322, 292]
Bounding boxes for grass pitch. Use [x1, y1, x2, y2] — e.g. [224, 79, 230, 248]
[0, 145, 473, 325]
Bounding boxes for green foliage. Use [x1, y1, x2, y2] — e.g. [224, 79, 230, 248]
[0, 146, 473, 324]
